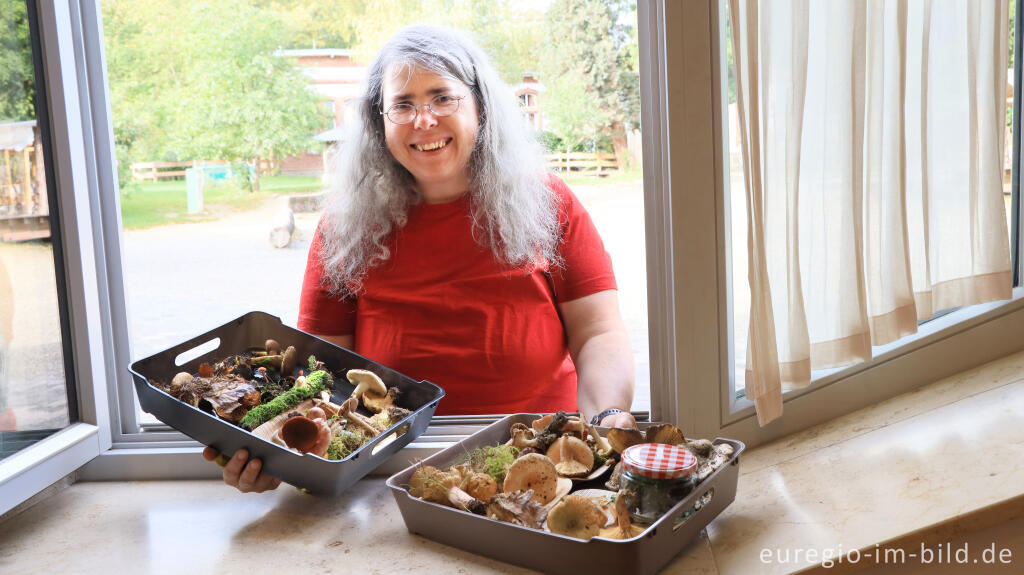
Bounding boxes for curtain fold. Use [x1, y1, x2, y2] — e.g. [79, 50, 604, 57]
[731, 0, 1013, 426]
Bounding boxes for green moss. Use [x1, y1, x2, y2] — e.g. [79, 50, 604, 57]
[459, 444, 520, 485]
[240, 369, 332, 429]
[326, 429, 367, 460]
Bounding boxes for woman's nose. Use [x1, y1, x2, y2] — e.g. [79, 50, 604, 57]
[413, 104, 439, 129]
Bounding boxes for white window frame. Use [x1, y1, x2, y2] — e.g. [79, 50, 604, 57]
[0, 0, 113, 514]
[656, 0, 1024, 447]
[16, 0, 1020, 490]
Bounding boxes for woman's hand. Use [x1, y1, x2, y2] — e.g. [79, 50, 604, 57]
[202, 447, 282, 493]
[600, 410, 637, 429]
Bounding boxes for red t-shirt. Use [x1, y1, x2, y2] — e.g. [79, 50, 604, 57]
[297, 176, 616, 415]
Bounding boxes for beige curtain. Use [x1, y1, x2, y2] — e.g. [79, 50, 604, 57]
[730, 0, 1013, 426]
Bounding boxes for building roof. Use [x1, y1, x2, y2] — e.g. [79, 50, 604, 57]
[0, 120, 36, 151]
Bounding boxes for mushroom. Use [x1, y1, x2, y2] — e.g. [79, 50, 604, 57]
[511, 426, 544, 450]
[502, 453, 559, 505]
[584, 421, 614, 458]
[337, 396, 381, 437]
[409, 465, 484, 514]
[684, 438, 715, 457]
[546, 436, 594, 478]
[460, 471, 498, 501]
[486, 489, 549, 529]
[169, 372, 192, 395]
[346, 369, 388, 408]
[264, 339, 281, 355]
[694, 442, 735, 482]
[645, 423, 686, 445]
[280, 415, 331, 455]
[546, 495, 605, 540]
[363, 386, 401, 414]
[250, 345, 297, 374]
[607, 427, 645, 454]
[598, 489, 646, 540]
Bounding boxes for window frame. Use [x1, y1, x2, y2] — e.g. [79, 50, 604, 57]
[44, 0, 1024, 488]
[0, 0, 113, 514]
[677, 0, 1024, 445]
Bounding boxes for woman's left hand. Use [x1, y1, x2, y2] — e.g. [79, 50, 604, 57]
[600, 410, 637, 429]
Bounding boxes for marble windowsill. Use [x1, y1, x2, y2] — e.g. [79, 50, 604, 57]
[2, 350, 1024, 574]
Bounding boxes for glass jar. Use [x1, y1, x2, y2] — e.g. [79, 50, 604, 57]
[619, 443, 697, 524]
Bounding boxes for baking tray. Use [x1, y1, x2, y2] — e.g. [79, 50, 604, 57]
[387, 414, 744, 575]
[129, 311, 444, 495]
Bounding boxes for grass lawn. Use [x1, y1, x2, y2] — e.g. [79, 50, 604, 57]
[119, 175, 322, 229]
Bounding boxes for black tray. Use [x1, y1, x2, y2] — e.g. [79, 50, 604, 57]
[129, 311, 444, 495]
[387, 414, 744, 575]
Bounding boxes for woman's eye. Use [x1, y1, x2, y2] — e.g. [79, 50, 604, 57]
[434, 95, 453, 104]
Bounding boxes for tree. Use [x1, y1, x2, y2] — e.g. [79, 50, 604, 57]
[0, 0, 34, 122]
[540, 0, 640, 168]
[103, 0, 329, 191]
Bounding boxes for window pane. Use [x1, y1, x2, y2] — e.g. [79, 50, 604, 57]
[721, 0, 1016, 399]
[105, 0, 648, 427]
[1, 0, 71, 459]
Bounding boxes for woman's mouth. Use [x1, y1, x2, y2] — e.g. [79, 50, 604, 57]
[411, 138, 452, 152]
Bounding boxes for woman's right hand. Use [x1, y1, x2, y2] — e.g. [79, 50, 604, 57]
[203, 447, 282, 493]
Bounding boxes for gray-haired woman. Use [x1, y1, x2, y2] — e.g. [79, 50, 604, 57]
[206, 25, 635, 493]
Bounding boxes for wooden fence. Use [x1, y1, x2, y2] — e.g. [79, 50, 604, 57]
[130, 159, 277, 182]
[544, 152, 619, 175]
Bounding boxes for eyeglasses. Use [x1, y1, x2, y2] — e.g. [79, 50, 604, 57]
[381, 93, 467, 125]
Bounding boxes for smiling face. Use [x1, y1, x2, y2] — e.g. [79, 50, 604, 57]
[381, 66, 480, 203]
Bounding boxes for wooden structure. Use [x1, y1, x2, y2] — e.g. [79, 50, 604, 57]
[545, 152, 620, 175]
[0, 121, 49, 242]
[130, 159, 277, 182]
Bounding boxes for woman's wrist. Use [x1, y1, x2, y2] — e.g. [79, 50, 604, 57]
[589, 408, 625, 426]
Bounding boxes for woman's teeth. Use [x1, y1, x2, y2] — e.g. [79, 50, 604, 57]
[414, 140, 448, 151]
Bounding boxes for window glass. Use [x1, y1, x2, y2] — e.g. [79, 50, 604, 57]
[0, 0, 72, 459]
[103, 0, 649, 426]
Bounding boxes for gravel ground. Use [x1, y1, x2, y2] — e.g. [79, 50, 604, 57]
[1, 180, 652, 432]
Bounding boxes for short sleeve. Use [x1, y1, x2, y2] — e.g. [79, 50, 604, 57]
[546, 175, 618, 301]
[297, 223, 357, 335]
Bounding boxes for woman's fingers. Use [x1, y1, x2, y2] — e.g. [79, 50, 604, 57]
[210, 448, 282, 493]
[603, 411, 637, 430]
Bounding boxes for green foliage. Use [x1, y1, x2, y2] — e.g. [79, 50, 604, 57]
[326, 428, 367, 460]
[239, 369, 331, 429]
[0, 0, 34, 122]
[458, 444, 520, 485]
[102, 0, 329, 190]
[307, 355, 317, 372]
[539, 0, 640, 159]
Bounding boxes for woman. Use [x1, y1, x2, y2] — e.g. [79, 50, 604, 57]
[206, 25, 635, 492]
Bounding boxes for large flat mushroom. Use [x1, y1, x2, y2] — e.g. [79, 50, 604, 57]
[546, 436, 594, 478]
[502, 453, 559, 505]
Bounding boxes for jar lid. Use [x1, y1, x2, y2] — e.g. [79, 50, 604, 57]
[621, 443, 697, 480]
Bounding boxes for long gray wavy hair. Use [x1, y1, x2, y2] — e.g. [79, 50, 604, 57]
[317, 25, 560, 296]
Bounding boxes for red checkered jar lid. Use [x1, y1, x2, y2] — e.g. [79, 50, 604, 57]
[621, 443, 697, 480]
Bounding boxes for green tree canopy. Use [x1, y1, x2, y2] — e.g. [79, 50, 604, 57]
[0, 0, 34, 122]
[103, 0, 328, 185]
[540, 0, 639, 164]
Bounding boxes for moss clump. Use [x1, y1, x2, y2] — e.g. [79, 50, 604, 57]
[326, 429, 367, 460]
[459, 444, 520, 485]
[240, 369, 333, 429]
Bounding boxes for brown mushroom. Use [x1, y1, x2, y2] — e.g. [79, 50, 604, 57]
[511, 426, 544, 450]
[547, 495, 605, 540]
[645, 423, 686, 445]
[264, 339, 281, 355]
[169, 372, 192, 395]
[280, 415, 331, 455]
[607, 427, 644, 454]
[408, 465, 484, 514]
[338, 396, 381, 437]
[502, 453, 559, 505]
[486, 489, 549, 528]
[250, 345, 297, 374]
[461, 471, 498, 501]
[598, 489, 646, 540]
[546, 436, 594, 478]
